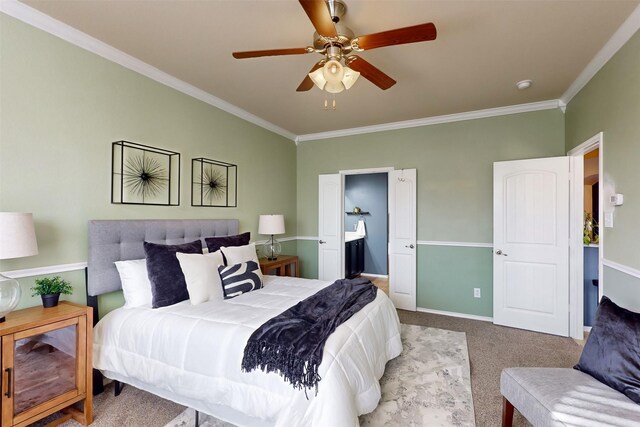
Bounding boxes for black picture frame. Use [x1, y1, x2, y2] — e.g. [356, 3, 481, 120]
[111, 141, 180, 206]
[191, 157, 238, 208]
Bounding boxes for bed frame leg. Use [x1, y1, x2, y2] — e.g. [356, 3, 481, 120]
[92, 369, 104, 395]
[195, 410, 199, 426]
[114, 380, 125, 397]
[86, 268, 105, 396]
[502, 396, 514, 427]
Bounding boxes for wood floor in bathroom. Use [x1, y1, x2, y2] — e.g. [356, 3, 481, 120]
[361, 275, 389, 295]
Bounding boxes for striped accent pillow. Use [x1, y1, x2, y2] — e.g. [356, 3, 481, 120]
[218, 260, 263, 299]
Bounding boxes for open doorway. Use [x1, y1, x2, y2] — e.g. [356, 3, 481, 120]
[344, 173, 389, 293]
[318, 167, 416, 310]
[568, 132, 604, 339]
[583, 148, 600, 328]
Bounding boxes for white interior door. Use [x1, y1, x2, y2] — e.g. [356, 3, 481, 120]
[389, 169, 417, 311]
[318, 174, 343, 281]
[493, 157, 570, 336]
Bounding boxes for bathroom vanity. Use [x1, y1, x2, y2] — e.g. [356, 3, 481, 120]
[345, 232, 365, 279]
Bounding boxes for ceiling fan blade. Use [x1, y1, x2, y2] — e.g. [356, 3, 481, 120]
[347, 56, 396, 90]
[299, 0, 337, 37]
[232, 47, 310, 59]
[354, 23, 437, 51]
[297, 62, 324, 92]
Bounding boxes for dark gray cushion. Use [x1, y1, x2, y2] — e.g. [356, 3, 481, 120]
[205, 232, 250, 255]
[218, 260, 263, 299]
[144, 240, 203, 308]
[575, 295, 640, 404]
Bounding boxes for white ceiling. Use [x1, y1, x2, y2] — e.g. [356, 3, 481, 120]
[18, 0, 640, 136]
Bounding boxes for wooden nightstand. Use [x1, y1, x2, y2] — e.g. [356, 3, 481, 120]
[0, 302, 92, 427]
[259, 255, 299, 277]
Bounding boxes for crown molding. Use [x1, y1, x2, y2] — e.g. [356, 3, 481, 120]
[0, 0, 297, 142]
[561, 4, 640, 105]
[296, 100, 561, 142]
[5, 0, 638, 143]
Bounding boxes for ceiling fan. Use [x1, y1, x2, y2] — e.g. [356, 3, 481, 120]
[232, 0, 437, 94]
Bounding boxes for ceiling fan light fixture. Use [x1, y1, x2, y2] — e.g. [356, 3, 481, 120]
[342, 66, 360, 90]
[322, 59, 345, 85]
[309, 67, 327, 90]
[324, 81, 345, 94]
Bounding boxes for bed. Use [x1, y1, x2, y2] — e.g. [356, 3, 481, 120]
[87, 219, 402, 427]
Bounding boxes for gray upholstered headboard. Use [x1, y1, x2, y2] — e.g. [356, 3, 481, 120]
[87, 219, 239, 297]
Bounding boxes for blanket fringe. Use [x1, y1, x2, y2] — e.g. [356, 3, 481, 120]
[242, 340, 321, 395]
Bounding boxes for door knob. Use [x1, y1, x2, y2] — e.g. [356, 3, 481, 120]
[495, 249, 508, 256]
[319, 240, 326, 244]
[405, 244, 415, 249]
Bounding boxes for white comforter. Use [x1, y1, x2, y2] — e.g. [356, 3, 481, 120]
[94, 276, 402, 426]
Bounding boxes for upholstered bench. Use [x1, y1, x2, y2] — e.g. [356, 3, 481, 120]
[501, 367, 640, 426]
[501, 296, 640, 426]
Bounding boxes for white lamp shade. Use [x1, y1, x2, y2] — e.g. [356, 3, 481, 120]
[258, 215, 285, 235]
[0, 213, 39, 260]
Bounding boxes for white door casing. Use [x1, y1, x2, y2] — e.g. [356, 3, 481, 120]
[388, 169, 417, 311]
[318, 174, 343, 282]
[493, 157, 570, 336]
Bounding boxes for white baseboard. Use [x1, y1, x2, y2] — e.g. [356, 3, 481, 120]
[416, 307, 493, 322]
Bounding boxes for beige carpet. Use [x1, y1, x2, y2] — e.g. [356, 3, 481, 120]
[41, 310, 582, 427]
[397, 310, 583, 426]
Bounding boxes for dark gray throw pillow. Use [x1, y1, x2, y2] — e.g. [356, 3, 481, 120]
[144, 240, 203, 308]
[205, 232, 251, 254]
[574, 295, 640, 404]
[218, 260, 263, 299]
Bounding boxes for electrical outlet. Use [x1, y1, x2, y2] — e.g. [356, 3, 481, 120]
[474, 288, 481, 298]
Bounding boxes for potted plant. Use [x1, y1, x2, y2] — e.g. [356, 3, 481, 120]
[31, 276, 73, 308]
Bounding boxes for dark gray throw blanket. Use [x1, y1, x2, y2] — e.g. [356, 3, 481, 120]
[241, 277, 378, 393]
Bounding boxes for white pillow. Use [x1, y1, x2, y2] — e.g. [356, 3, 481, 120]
[176, 251, 225, 305]
[220, 242, 259, 264]
[220, 243, 263, 281]
[114, 259, 153, 308]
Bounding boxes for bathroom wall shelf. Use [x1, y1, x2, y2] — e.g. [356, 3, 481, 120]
[345, 212, 370, 215]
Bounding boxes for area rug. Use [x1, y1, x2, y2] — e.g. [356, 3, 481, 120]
[166, 324, 475, 427]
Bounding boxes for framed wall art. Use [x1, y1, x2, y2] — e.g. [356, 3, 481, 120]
[191, 157, 237, 207]
[112, 140, 180, 206]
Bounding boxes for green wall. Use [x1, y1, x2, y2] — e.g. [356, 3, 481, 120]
[565, 29, 640, 309]
[0, 15, 297, 310]
[296, 110, 565, 315]
[7, 9, 638, 319]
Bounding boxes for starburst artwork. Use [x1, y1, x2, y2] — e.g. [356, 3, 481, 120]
[202, 165, 227, 204]
[112, 141, 180, 205]
[124, 155, 167, 199]
[192, 158, 237, 207]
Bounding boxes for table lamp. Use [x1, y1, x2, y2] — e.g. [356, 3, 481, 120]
[0, 213, 39, 322]
[258, 214, 285, 260]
